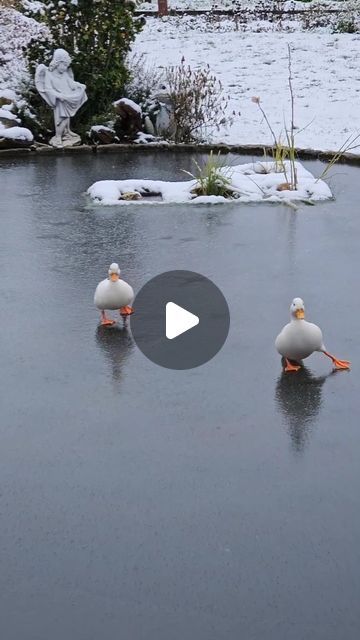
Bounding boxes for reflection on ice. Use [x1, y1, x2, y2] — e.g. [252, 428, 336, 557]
[275, 366, 336, 453]
[95, 325, 134, 387]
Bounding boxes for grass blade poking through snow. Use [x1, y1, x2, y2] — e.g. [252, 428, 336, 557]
[286, 44, 297, 191]
[182, 152, 235, 198]
[252, 45, 299, 190]
[316, 133, 360, 182]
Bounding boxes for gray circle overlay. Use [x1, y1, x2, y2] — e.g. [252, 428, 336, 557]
[130, 270, 230, 370]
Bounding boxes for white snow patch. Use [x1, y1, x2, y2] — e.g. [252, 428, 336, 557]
[113, 97, 142, 115]
[87, 161, 332, 206]
[1, 104, 15, 112]
[0, 125, 33, 141]
[134, 131, 164, 144]
[21, 1, 46, 14]
[0, 89, 17, 102]
[0, 108, 19, 122]
[90, 125, 115, 133]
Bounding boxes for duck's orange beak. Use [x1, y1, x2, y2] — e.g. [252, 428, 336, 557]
[110, 273, 119, 282]
[295, 308, 305, 319]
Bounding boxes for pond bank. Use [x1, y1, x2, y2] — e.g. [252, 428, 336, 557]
[1, 142, 360, 166]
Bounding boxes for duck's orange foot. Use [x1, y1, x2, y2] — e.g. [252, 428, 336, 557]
[284, 358, 301, 373]
[120, 306, 134, 317]
[323, 351, 351, 371]
[101, 317, 116, 326]
[332, 358, 351, 371]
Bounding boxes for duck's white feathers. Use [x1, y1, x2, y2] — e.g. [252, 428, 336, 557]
[275, 319, 326, 362]
[94, 278, 134, 311]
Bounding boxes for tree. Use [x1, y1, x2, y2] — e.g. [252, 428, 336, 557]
[158, 0, 168, 16]
[23, 0, 144, 128]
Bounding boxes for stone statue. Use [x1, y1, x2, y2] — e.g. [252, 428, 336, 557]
[144, 84, 176, 139]
[35, 48, 87, 148]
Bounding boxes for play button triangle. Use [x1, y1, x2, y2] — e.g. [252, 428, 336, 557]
[130, 270, 230, 369]
[166, 302, 199, 340]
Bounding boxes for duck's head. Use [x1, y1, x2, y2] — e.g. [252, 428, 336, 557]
[290, 297, 305, 320]
[108, 262, 121, 282]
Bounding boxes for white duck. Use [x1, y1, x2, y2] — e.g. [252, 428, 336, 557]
[275, 297, 350, 372]
[94, 262, 134, 326]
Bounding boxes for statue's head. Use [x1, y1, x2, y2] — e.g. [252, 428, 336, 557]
[49, 49, 72, 74]
[153, 83, 171, 103]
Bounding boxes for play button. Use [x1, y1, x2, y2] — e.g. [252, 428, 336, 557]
[166, 302, 199, 340]
[130, 270, 230, 370]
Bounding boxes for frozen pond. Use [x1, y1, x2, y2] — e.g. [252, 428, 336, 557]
[0, 151, 359, 640]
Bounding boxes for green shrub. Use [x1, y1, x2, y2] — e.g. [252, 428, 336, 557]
[17, 78, 54, 142]
[333, 19, 357, 33]
[22, 0, 144, 133]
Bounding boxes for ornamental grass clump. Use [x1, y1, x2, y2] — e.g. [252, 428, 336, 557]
[183, 152, 236, 199]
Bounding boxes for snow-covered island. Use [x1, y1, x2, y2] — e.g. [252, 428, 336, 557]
[87, 160, 332, 206]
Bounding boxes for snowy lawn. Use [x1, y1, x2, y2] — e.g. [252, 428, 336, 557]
[87, 160, 332, 206]
[133, 17, 360, 153]
[137, 1, 349, 11]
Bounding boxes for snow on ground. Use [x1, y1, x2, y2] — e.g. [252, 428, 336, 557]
[87, 160, 332, 206]
[133, 17, 360, 153]
[90, 125, 115, 134]
[138, 1, 351, 11]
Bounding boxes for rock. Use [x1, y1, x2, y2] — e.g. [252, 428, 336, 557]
[89, 125, 117, 145]
[0, 89, 16, 103]
[277, 182, 293, 191]
[120, 192, 142, 201]
[0, 95, 34, 148]
[0, 136, 33, 150]
[135, 131, 160, 145]
[143, 116, 156, 136]
[0, 96, 13, 108]
[113, 98, 142, 141]
[0, 107, 20, 128]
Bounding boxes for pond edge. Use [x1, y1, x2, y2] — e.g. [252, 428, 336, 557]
[1, 143, 360, 167]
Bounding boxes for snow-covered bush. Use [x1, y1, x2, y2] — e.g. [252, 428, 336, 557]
[17, 77, 54, 141]
[125, 53, 163, 106]
[164, 59, 235, 143]
[21, 0, 145, 132]
[333, 17, 356, 31]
